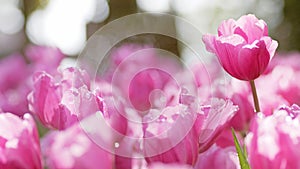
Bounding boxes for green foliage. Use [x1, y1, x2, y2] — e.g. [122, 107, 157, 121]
[231, 128, 251, 169]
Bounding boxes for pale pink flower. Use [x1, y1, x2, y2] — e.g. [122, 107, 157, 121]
[26, 45, 64, 75]
[148, 162, 193, 169]
[194, 145, 240, 169]
[132, 158, 193, 169]
[103, 44, 186, 113]
[190, 60, 255, 131]
[28, 67, 92, 129]
[143, 105, 200, 165]
[198, 99, 238, 152]
[0, 55, 30, 116]
[191, 59, 224, 102]
[268, 52, 300, 72]
[42, 123, 113, 169]
[245, 104, 300, 169]
[220, 79, 258, 130]
[263, 52, 300, 106]
[224, 77, 288, 130]
[0, 113, 42, 169]
[132, 158, 194, 169]
[0, 45, 64, 116]
[203, 14, 278, 80]
[143, 98, 237, 165]
[215, 128, 243, 148]
[94, 82, 128, 141]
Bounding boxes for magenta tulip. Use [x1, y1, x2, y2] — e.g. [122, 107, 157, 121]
[203, 14, 278, 81]
[194, 145, 240, 169]
[0, 45, 64, 116]
[0, 55, 30, 116]
[102, 44, 185, 113]
[25, 45, 64, 75]
[148, 162, 193, 169]
[246, 104, 300, 169]
[42, 123, 113, 169]
[143, 98, 237, 165]
[28, 67, 92, 129]
[143, 105, 200, 165]
[265, 52, 300, 105]
[131, 159, 193, 169]
[0, 113, 42, 169]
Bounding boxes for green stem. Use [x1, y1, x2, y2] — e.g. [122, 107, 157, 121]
[250, 80, 260, 113]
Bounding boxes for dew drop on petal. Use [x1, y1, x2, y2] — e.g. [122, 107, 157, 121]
[85, 92, 92, 100]
[114, 142, 120, 148]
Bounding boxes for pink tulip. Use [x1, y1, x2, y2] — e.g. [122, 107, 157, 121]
[143, 98, 237, 165]
[148, 162, 193, 169]
[102, 44, 186, 113]
[194, 145, 240, 169]
[202, 14, 278, 81]
[190, 55, 293, 130]
[191, 59, 224, 102]
[264, 52, 300, 106]
[0, 55, 28, 92]
[245, 104, 300, 169]
[191, 58, 222, 89]
[267, 52, 300, 72]
[28, 67, 93, 129]
[255, 69, 290, 115]
[224, 77, 289, 130]
[94, 83, 128, 141]
[198, 99, 238, 152]
[143, 105, 199, 165]
[190, 59, 264, 130]
[190, 59, 255, 131]
[0, 55, 30, 116]
[25, 45, 64, 75]
[222, 79, 258, 130]
[215, 128, 243, 148]
[0, 113, 42, 169]
[200, 72, 288, 130]
[42, 123, 113, 169]
[131, 159, 193, 169]
[0, 45, 64, 116]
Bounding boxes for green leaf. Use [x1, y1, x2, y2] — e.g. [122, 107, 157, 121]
[231, 128, 251, 169]
[243, 143, 248, 159]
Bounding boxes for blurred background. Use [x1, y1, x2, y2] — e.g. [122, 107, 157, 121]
[0, 0, 299, 59]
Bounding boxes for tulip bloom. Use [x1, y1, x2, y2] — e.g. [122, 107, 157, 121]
[265, 52, 300, 105]
[143, 105, 200, 165]
[245, 104, 300, 169]
[148, 162, 193, 169]
[28, 67, 92, 129]
[131, 159, 193, 169]
[25, 45, 64, 74]
[0, 45, 64, 116]
[194, 145, 240, 169]
[42, 123, 113, 169]
[143, 98, 237, 165]
[0, 113, 42, 169]
[102, 44, 186, 113]
[202, 14, 278, 81]
[0, 55, 30, 116]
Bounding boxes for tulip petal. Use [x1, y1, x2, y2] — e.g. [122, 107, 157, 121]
[238, 40, 270, 80]
[236, 14, 268, 43]
[218, 19, 237, 36]
[0, 113, 42, 169]
[261, 36, 278, 59]
[202, 34, 217, 53]
[199, 99, 237, 152]
[214, 35, 246, 80]
[234, 27, 248, 42]
[32, 73, 63, 128]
